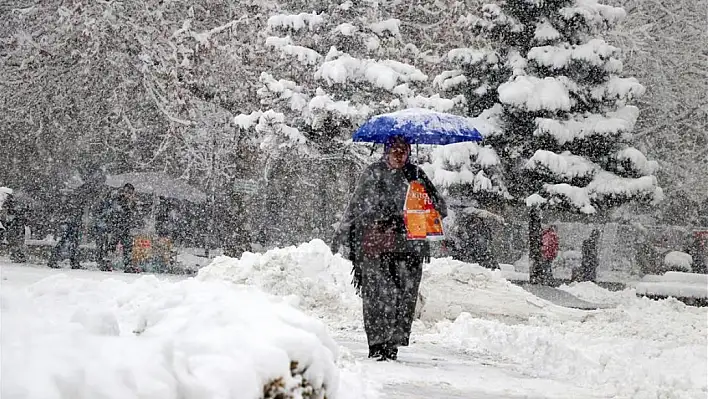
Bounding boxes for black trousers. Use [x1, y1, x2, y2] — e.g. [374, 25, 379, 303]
[361, 252, 423, 347]
[49, 223, 81, 266]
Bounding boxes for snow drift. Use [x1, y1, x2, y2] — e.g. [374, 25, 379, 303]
[0, 274, 343, 399]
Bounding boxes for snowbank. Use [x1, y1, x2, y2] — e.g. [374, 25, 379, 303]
[1, 274, 344, 399]
[197, 241, 589, 325]
[419, 258, 586, 323]
[197, 240, 362, 326]
[424, 281, 707, 398]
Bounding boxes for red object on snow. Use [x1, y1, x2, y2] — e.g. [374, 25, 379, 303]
[541, 228, 559, 261]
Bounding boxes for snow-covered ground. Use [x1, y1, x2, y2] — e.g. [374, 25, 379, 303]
[2, 240, 706, 399]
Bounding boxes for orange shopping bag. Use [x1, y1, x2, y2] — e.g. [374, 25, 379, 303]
[403, 181, 445, 241]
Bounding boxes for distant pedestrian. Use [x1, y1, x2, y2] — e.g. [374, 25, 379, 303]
[3, 193, 28, 263]
[48, 184, 98, 269]
[574, 229, 600, 282]
[533, 225, 558, 285]
[96, 184, 137, 272]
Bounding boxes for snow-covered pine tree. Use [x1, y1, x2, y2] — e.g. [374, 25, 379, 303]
[435, 0, 662, 216]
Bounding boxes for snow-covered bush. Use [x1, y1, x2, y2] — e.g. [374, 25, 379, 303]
[663, 250, 692, 272]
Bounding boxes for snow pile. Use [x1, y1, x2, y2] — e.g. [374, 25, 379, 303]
[424, 281, 707, 398]
[1, 274, 349, 399]
[418, 258, 585, 323]
[197, 239, 361, 325]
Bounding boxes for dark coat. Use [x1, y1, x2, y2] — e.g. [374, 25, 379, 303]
[332, 159, 447, 265]
[105, 194, 136, 233]
[578, 230, 600, 281]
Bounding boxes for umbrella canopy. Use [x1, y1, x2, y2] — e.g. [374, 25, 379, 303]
[105, 172, 207, 203]
[353, 108, 484, 145]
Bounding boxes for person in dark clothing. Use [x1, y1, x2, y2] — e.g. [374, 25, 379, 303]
[331, 136, 447, 361]
[690, 231, 707, 274]
[48, 184, 99, 269]
[93, 190, 115, 271]
[4, 193, 28, 263]
[96, 184, 137, 272]
[448, 211, 499, 269]
[574, 229, 600, 282]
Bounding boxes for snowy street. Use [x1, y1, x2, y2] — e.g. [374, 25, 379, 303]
[2, 241, 706, 399]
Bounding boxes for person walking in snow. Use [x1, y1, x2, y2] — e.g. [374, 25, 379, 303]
[96, 183, 138, 272]
[3, 192, 29, 263]
[575, 228, 600, 282]
[331, 136, 447, 361]
[533, 224, 559, 285]
[48, 183, 101, 269]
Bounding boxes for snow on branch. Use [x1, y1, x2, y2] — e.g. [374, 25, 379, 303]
[448, 48, 496, 65]
[258, 73, 309, 111]
[590, 76, 645, 102]
[314, 54, 427, 90]
[423, 142, 503, 192]
[534, 19, 560, 43]
[534, 105, 639, 145]
[525, 150, 597, 180]
[543, 183, 596, 214]
[586, 171, 663, 204]
[433, 70, 468, 91]
[333, 23, 357, 36]
[307, 90, 372, 120]
[234, 111, 263, 130]
[616, 147, 659, 175]
[369, 19, 401, 36]
[475, 4, 524, 33]
[527, 39, 621, 71]
[498, 76, 572, 112]
[265, 36, 321, 65]
[560, 0, 626, 30]
[405, 94, 463, 112]
[267, 12, 324, 31]
[235, 109, 307, 150]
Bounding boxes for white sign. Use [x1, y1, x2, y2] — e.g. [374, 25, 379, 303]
[233, 179, 259, 194]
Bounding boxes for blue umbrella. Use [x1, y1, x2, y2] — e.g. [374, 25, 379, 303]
[353, 108, 484, 145]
